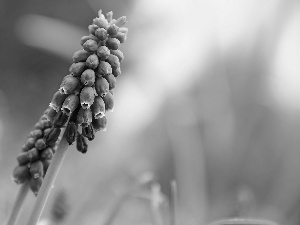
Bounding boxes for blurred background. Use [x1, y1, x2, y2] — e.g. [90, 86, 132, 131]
[1, 0, 300, 224]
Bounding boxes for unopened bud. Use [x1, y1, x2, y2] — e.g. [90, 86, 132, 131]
[69, 62, 86, 77]
[112, 32, 127, 43]
[44, 127, 61, 146]
[95, 77, 109, 97]
[110, 49, 124, 62]
[27, 148, 39, 162]
[47, 108, 58, 122]
[91, 96, 105, 119]
[92, 116, 107, 132]
[73, 49, 91, 63]
[106, 54, 120, 69]
[81, 69, 95, 86]
[59, 75, 80, 94]
[35, 138, 47, 151]
[12, 165, 30, 184]
[97, 46, 110, 61]
[66, 122, 77, 145]
[80, 87, 95, 109]
[106, 37, 120, 50]
[83, 39, 98, 53]
[97, 61, 112, 76]
[115, 16, 127, 26]
[28, 129, 43, 139]
[93, 17, 109, 29]
[107, 24, 119, 36]
[119, 27, 128, 34]
[50, 91, 68, 112]
[86, 54, 99, 70]
[17, 152, 30, 166]
[88, 24, 99, 35]
[53, 111, 69, 128]
[40, 147, 54, 160]
[95, 28, 107, 41]
[104, 74, 116, 90]
[25, 138, 36, 150]
[80, 35, 98, 46]
[103, 91, 114, 112]
[30, 160, 44, 179]
[43, 128, 51, 136]
[77, 108, 92, 126]
[76, 133, 88, 153]
[112, 67, 121, 77]
[29, 176, 43, 196]
[61, 94, 79, 116]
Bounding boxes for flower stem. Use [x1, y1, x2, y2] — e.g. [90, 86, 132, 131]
[26, 130, 69, 225]
[6, 182, 29, 225]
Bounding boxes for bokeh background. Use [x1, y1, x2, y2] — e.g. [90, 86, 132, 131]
[1, 0, 300, 224]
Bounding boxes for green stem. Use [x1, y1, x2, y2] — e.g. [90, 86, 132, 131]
[6, 182, 29, 225]
[26, 130, 69, 225]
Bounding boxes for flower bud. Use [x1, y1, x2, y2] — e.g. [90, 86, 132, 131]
[72, 49, 91, 63]
[82, 124, 95, 141]
[53, 111, 69, 128]
[40, 147, 54, 160]
[112, 67, 121, 77]
[81, 69, 95, 86]
[104, 74, 116, 90]
[27, 148, 39, 162]
[106, 54, 120, 69]
[86, 54, 99, 70]
[66, 122, 77, 145]
[76, 133, 88, 154]
[39, 114, 48, 121]
[110, 49, 124, 62]
[91, 96, 105, 119]
[113, 32, 127, 43]
[69, 62, 86, 77]
[29, 176, 43, 196]
[50, 91, 68, 112]
[44, 127, 61, 146]
[21, 144, 30, 152]
[119, 27, 128, 34]
[36, 120, 52, 130]
[93, 17, 109, 29]
[80, 87, 95, 109]
[92, 116, 107, 132]
[106, 11, 113, 22]
[43, 128, 51, 136]
[115, 16, 127, 26]
[30, 160, 44, 179]
[35, 138, 47, 151]
[80, 35, 98, 46]
[59, 75, 80, 94]
[77, 108, 92, 126]
[95, 28, 107, 41]
[47, 108, 58, 122]
[12, 165, 30, 184]
[17, 152, 30, 166]
[83, 39, 98, 52]
[28, 129, 43, 139]
[106, 37, 120, 50]
[103, 91, 114, 112]
[25, 138, 36, 150]
[107, 24, 119, 36]
[61, 94, 79, 116]
[95, 77, 109, 97]
[88, 24, 99, 35]
[97, 61, 112, 76]
[97, 46, 110, 61]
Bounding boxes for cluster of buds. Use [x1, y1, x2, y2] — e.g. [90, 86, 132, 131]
[12, 10, 128, 195]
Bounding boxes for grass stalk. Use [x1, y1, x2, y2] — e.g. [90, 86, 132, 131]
[26, 130, 69, 225]
[6, 182, 29, 225]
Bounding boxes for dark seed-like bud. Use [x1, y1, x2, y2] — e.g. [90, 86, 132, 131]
[72, 49, 91, 63]
[25, 138, 36, 149]
[112, 67, 121, 77]
[107, 24, 119, 36]
[77, 108, 92, 126]
[103, 91, 114, 112]
[91, 96, 105, 119]
[115, 16, 127, 26]
[97, 61, 112, 76]
[53, 111, 69, 128]
[106, 54, 120, 69]
[69, 62, 86, 77]
[110, 49, 124, 62]
[81, 69, 95, 86]
[83, 39, 98, 52]
[44, 127, 61, 146]
[94, 28, 107, 41]
[88, 24, 99, 35]
[104, 74, 116, 90]
[92, 116, 107, 132]
[27, 148, 39, 162]
[106, 37, 120, 50]
[80, 87, 95, 109]
[95, 77, 109, 97]
[12, 165, 30, 184]
[82, 124, 95, 141]
[66, 122, 77, 145]
[17, 152, 30, 166]
[86, 54, 99, 70]
[97, 46, 110, 61]
[112, 32, 127, 43]
[47, 108, 58, 122]
[28, 129, 43, 139]
[76, 133, 88, 153]
[29, 176, 43, 196]
[59, 75, 80, 94]
[40, 147, 54, 160]
[30, 160, 44, 179]
[61, 94, 79, 116]
[93, 17, 109, 29]
[80, 35, 98, 46]
[35, 138, 47, 150]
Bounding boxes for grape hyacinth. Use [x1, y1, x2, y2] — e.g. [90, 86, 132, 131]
[11, 9, 128, 195]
